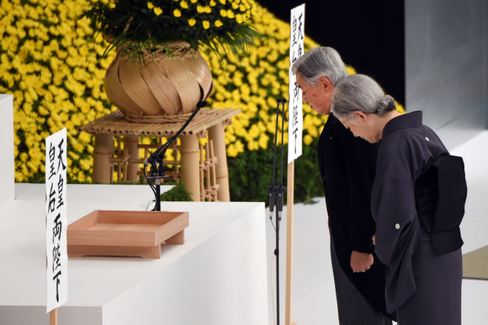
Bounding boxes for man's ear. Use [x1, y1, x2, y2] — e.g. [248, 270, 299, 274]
[319, 76, 333, 93]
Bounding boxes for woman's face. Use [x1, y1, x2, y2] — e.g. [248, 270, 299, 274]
[339, 113, 382, 143]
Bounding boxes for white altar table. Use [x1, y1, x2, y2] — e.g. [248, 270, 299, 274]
[0, 184, 269, 325]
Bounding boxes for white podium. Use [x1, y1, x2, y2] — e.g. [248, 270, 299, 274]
[0, 94, 14, 207]
[0, 184, 269, 325]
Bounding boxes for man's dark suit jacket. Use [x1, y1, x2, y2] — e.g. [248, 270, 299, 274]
[318, 113, 391, 318]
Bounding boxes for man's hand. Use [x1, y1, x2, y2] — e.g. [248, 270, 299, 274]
[350, 251, 374, 273]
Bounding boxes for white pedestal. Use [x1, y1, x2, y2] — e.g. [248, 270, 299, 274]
[0, 184, 269, 325]
[0, 94, 14, 207]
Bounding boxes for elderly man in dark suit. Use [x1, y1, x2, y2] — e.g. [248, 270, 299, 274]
[291, 47, 394, 324]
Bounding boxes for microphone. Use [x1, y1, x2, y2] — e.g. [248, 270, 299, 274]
[144, 101, 207, 167]
[269, 192, 275, 220]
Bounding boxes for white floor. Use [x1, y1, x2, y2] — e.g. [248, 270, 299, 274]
[267, 131, 488, 325]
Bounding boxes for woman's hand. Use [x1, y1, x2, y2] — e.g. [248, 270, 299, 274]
[350, 251, 374, 273]
[372, 235, 376, 246]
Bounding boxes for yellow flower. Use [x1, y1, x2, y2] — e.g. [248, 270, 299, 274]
[249, 124, 260, 138]
[188, 18, 196, 26]
[304, 134, 313, 146]
[147, 2, 154, 9]
[210, 0, 216, 6]
[218, 0, 226, 4]
[153, 7, 163, 16]
[227, 10, 235, 19]
[215, 20, 223, 27]
[202, 20, 210, 29]
[345, 66, 357, 75]
[227, 144, 238, 157]
[180, 0, 189, 9]
[197, 5, 205, 13]
[220, 9, 227, 17]
[191, 0, 198, 3]
[259, 134, 269, 150]
[173, 9, 181, 17]
[80, 159, 91, 171]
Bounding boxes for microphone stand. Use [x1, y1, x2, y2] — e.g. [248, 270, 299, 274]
[267, 98, 287, 325]
[144, 101, 207, 211]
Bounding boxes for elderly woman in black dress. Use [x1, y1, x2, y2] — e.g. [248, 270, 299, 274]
[331, 74, 463, 325]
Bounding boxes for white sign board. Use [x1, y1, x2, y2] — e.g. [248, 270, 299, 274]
[288, 3, 305, 163]
[45, 128, 68, 312]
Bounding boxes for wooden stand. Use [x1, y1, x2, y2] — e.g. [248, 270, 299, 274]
[78, 108, 240, 202]
[67, 210, 189, 259]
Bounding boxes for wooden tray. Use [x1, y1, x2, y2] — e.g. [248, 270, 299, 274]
[67, 210, 189, 259]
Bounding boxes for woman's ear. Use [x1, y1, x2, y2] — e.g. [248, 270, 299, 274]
[353, 110, 368, 123]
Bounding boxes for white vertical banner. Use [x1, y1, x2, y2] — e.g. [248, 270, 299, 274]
[288, 3, 305, 163]
[46, 128, 68, 312]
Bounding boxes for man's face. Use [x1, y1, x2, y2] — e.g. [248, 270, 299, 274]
[296, 73, 333, 115]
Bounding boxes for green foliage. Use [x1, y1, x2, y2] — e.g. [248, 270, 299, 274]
[160, 182, 194, 201]
[228, 136, 324, 204]
[294, 139, 324, 204]
[227, 146, 274, 202]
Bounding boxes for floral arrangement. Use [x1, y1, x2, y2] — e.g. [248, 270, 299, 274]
[1, 0, 404, 186]
[84, 0, 260, 62]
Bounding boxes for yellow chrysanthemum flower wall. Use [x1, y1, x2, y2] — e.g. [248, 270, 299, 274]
[0, 0, 117, 182]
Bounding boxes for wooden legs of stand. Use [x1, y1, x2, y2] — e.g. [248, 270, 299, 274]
[209, 122, 230, 202]
[92, 133, 113, 184]
[183, 121, 231, 202]
[180, 134, 200, 202]
[124, 136, 140, 182]
[91, 124, 231, 202]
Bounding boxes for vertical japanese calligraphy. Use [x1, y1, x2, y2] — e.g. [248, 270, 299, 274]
[288, 4, 305, 163]
[45, 128, 68, 312]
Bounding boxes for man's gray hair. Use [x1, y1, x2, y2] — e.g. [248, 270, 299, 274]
[331, 74, 396, 120]
[291, 47, 348, 87]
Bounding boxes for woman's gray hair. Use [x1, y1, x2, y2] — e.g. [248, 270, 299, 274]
[291, 47, 348, 87]
[331, 74, 396, 120]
